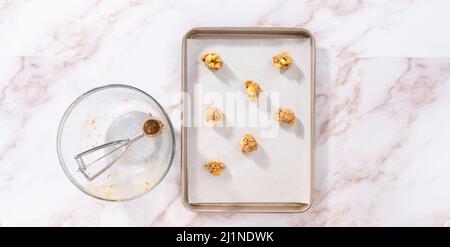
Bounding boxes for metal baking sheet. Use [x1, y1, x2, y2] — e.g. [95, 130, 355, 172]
[181, 27, 315, 212]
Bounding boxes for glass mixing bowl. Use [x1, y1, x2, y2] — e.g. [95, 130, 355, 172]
[57, 84, 175, 201]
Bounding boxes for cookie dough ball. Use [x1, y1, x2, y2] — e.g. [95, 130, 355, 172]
[143, 118, 164, 136]
[204, 106, 224, 126]
[204, 160, 225, 176]
[277, 108, 296, 125]
[201, 52, 223, 70]
[273, 52, 293, 70]
[240, 134, 258, 153]
[244, 80, 261, 101]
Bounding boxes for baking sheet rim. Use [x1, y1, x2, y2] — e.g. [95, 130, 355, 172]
[181, 27, 316, 213]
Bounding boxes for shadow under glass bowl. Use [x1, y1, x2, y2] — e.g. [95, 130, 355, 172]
[57, 84, 175, 201]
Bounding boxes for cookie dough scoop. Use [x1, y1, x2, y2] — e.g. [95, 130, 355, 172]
[75, 117, 164, 181]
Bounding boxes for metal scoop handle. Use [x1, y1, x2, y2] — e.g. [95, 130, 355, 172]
[75, 132, 145, 181]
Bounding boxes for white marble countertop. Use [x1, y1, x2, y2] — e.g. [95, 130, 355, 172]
[1, 0, 450, 226]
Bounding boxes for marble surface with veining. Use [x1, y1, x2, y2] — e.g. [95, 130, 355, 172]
[1, 0, 450, 226]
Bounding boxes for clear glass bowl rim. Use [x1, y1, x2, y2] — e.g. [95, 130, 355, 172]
[56, 84, 176, 202]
